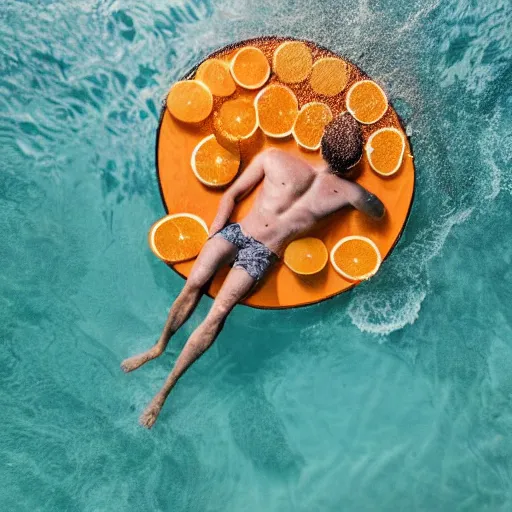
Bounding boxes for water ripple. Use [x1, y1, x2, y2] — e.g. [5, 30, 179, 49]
[2, 0, 512, 510]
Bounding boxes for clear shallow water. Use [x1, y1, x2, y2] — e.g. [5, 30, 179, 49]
[1, 0, 511, 509]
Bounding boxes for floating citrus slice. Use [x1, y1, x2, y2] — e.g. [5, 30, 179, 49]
[149, 213, 209, 263]
[166, 80, 213, 123]
[346, 80, 388, 124]
[330, 236, 382, 281]
[191, 134, 240, 188]
[292, 102, 333, 151]
[255, 84, 299, 137]
[213, 98, 258, 152]
[366, 127, 406, 176]
[272, 41, 313, 83]
[230, 46, 270, 90]
[195, 58, 236, 97]
[310, 57, 350, 96]
[284, 237, 328, 275]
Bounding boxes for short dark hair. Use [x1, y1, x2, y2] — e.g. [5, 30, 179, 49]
[321, 113, 363, 176]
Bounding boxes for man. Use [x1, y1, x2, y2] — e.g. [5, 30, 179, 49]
[122, 113, 385, 428]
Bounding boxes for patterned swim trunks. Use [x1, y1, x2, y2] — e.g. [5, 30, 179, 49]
[214, 223, 279, 281]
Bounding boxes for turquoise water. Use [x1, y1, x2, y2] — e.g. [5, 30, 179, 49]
[1, 0, 511, 509]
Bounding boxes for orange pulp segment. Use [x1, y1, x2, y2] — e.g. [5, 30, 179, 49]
[149, 213, 208, 263]
[366, 127, 406, 176]
[272, 41, 313, 83]
[166, 80, 213, 123]
[195, 58, 236, 97]
[309, 57, 350, 96]
[213, 98, 258, 152]
[346, 80, 388, 124]
[292, 102, 333, 150]
[191, 134, 240, 188]
[254, 84, 299, 137]
[284, 237, 329, 275]
[330, 236, 382, 281]
[230, 46, 270, 89]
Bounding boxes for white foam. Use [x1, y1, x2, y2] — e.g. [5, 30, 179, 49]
[348, 287, 427, 337]
[480, 107, 511, 200]
[347, 208, 474, 336]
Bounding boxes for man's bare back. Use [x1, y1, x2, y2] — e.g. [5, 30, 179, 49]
[122, 114, 385, 429]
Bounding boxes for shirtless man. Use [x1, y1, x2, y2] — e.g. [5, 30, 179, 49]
[122, 113, 385, 428]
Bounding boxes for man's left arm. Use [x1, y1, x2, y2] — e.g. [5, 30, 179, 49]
[347, 182, 386, 220]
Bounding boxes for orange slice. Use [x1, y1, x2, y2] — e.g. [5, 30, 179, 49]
[166, 80, 213, 123]
[149, 213, 208, 263]
[310, 57, 350, 96]
[366, 127, 406, 176]
[346, 80, 388, 124]
[230, 46, 270, 89]
[330, 236, 382, 281]
[195, 58, 236, 97]
[213, 98, 258, 152]
[272, 41, 313, 83]
[292, 102, 333, 151]
[191, 134, 240, 188]
[254, 84, 299, 138]
[284, 238, 328, 275]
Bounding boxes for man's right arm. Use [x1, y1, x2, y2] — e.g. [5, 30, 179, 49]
[347, 182, 386, 220]
[209, 151, 267, 235]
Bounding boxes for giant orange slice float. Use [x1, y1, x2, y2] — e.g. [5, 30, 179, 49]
[155, 37, 415, 309]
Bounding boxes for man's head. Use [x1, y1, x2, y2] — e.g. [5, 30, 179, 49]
[321, 113, 363, 177]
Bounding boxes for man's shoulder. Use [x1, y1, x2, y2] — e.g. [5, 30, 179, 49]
[262, 147, 310, 167]
[261, 147, 285, 160]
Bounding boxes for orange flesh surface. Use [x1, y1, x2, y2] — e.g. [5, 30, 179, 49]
[274, 42, 313, 83]
[348, 81, 387, 123]
[294, 103, 332, 148]
[332, 239, 379, 278]
[215, 99, 256, 139]
[194, 137, 240, 186]
[153, 217, 208, 262]
[232, 48, 269, 87]
[310, 58, 349, 96]
[284, 238, 328, 274]
[257, 85, 298, 135]
[157, 37, 415, 308]
[369, 130, 404, 174]
[166, 81, 212, 123]
[195, 59, 236, 97]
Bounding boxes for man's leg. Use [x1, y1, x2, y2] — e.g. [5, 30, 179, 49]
[139, 267, 255, 428]
[121, 237, 237, 373]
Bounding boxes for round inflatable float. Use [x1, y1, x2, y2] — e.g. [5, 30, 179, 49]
[154, 36, 415, 309]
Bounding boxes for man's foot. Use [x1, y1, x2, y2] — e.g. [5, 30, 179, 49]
[139, 397, 164, 429]
[121, 346, 162, 373]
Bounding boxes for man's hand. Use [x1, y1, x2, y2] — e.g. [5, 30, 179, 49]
[209, 194, 235, 235]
